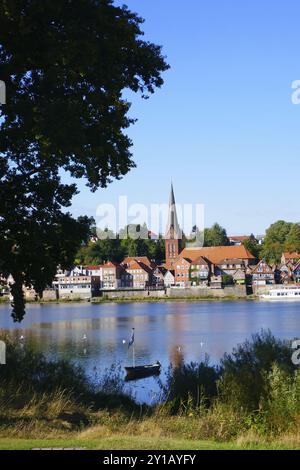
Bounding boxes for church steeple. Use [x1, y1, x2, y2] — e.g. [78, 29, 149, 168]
[165, 183, 181, 269]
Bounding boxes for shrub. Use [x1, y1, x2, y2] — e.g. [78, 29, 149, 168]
[160, 356, 220, 414]
[219, 330, 295, 411]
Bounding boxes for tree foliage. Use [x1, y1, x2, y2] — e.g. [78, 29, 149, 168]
[75, 225, 165, 265]
[243, 234, 261, 259]
[204, 223, 229, 247]
[0, 0, 169, 321]
[261, 221, 300, 264]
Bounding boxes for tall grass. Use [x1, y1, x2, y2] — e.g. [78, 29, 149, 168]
[1, 330, 300, 443]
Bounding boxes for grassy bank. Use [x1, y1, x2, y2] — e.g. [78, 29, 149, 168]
[0, 295, 259, 307]
[0, 331, 299, 450]
[91, 295, 258, 304]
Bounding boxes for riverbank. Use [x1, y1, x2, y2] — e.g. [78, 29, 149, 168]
[1, 331, 300, 451]
[91, 295, 258, 304]
[0, 294, 259, 307]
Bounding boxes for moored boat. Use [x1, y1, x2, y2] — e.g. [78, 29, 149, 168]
[125, 362, 161, 381]
[260, 286, 300, 301]
[124, 328, 161, 380]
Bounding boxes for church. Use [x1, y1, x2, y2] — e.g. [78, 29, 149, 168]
[164, 184, 255, 286]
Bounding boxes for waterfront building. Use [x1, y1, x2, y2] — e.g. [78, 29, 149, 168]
[53, 275, 101, 299]
[152, 266, 167, 288]
[83, 265, 103, 277]
[101, 261, 123, 289]
[123, 260, 153, 289]
[164, 269, 175, 287]
[121, 256, 156, 269]
[179, 246, 255, 273]
[174, 256, 192, 287]
[189, 256, 211, 286]
[292, 261, 300, 283]
[251, 259, 275, 287]
[281, 252, 300, 264]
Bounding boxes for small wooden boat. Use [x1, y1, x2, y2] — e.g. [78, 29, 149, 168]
[124, 328, 161, 380]
[125, 362, 161, 381]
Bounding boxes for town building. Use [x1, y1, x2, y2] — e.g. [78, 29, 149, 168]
[124, 260, 153, 289]
[189, 256, 211, 286]
[83, 265, 103, 277]
[179, 246, 255, 273]
[229, 235, 250, 246]
[281, 252, 300, 264]
[152, 266, 167, 288]
[293, 261, 300, 283]
[53, 275, 101, 299]
[174, 256, 192, 287]
[101, 261, 123, 289]
[164, 269, 175, 287]
[250, 260, 275, 287]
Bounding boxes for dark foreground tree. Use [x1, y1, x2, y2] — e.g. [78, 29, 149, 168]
[0, 0, 169, 321]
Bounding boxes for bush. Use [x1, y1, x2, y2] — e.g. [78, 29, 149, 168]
[160, 356, 220, 414]
[219, 330, 295, 411]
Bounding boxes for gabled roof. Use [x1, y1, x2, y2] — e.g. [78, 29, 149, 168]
[283, 252, 300, 259]
[293, 260, 300, 271]
[179, 246, 255, 265]
[217, 258, 244, 265]
[126, 260, 153, 274]
[122, 256, 155, 268]
[83, 265, 102, 270]
[164, 269, 175, 277]
[102, 261, 119, 268]
[191, 256, 210, 266]
[251, 259, 273, 274]
[229, 236, 250, 241]
[176, 256, 192, 264]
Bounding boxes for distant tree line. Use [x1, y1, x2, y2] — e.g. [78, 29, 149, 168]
[75, 222, 231, 265]
[75, 220, 300, 267]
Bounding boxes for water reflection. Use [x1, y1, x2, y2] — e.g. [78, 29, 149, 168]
[1, 300, 300, 403]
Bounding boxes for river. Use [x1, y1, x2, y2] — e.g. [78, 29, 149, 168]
[0, 300, 299, 403]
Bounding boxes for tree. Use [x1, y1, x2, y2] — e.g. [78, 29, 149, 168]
[243, 234, 261, 260]
[261, 221, 299, 264]
[0, 0, 169, 321]
[204, 223, 229, 247]
[284, 223, 300, 253]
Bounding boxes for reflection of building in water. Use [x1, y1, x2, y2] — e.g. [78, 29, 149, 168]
[169, 344, 184, 368]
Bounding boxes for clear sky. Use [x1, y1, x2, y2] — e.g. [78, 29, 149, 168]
[70, 0, 300, 236]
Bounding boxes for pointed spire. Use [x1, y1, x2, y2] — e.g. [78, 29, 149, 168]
[169, 182, 176, 206]
[166, 183, 181, 240]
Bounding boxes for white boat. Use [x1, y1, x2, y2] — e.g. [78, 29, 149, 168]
[260, 286, 300, 301]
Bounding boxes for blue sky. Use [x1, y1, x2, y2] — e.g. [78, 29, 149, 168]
[70, 0, 300, 235]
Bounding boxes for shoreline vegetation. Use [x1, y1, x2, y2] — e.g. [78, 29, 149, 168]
[0, 294, 259, 306]
[0, 331, 300, 450]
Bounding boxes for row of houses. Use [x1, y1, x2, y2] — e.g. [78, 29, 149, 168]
[50, 248, 300, 300]
[52, 257, 175, 299]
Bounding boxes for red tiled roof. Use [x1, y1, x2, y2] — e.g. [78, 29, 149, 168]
[83, 265, 102, 270]
[229, 236, 250, 241]
[122, 256, 155, 268]
[179, 246, 255, 265]
[283, 252, 300, 259]
[102, 261, 119, 268]
[192, 256, 210, 266]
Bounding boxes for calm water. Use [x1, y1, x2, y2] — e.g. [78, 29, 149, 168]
[0, 300, 300, 403]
